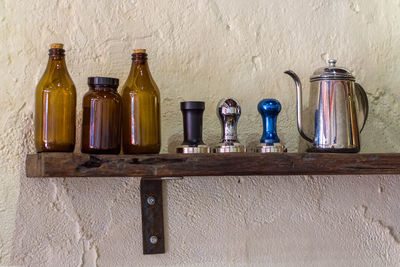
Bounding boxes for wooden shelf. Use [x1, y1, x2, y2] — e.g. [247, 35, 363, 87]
[25, 152, 400, 255]
[26, 153, 400, 178]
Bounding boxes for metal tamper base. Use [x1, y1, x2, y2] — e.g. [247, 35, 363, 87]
[213, 142, 245, 153]
[176, 144, 210, 154]
[256, 143, 287, 153]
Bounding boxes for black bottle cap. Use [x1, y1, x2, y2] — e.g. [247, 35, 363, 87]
[181, 101, 205, 110]
[88, 77, 119, 87]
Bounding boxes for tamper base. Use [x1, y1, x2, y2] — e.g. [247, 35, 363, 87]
[256, 143, 286, 153]
[213, 142, 245, 153]
[176, 144, 210, 154]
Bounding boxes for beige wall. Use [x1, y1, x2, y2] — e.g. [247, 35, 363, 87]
[1, 0, 400, 266]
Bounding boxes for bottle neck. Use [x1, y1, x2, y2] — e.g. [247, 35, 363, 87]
[45, 49, 68, 75]
[128, 54, 152, 80]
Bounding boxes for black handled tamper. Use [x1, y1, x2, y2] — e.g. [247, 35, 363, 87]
[176, 101, 210, 153]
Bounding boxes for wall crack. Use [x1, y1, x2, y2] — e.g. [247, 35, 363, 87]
[361, 205, 400, 245]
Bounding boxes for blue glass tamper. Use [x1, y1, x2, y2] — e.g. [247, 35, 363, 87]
[213, 98, 245, 153]
[256, 99, 287, 153]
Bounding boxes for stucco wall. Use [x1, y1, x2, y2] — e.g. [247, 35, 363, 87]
[1, 0, 400, 266]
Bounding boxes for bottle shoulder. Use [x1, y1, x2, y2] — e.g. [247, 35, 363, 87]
[120, 86, 160, 99]
[121, 70, 159, 92]
[83, 90, 122, 102]
[121, 82, 160, 97]
[36, 71, 76, 93]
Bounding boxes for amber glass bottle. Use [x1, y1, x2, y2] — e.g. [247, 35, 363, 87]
[121, 49, 161, 154]
[35, 43, 76, 152]
[81, 77, 122, 154]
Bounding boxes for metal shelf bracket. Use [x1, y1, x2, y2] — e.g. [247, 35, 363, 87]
[140, 178, 165, 254]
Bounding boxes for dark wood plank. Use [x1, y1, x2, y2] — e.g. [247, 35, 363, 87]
[26, 153, 400, 177]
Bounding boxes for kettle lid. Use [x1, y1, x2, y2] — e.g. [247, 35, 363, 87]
[310, 59, 355, 82]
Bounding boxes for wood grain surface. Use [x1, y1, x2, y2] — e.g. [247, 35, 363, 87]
[25, 153, 400, 178]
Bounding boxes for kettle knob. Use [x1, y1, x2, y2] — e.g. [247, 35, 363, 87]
[213, 98, 245, 153]
[256, 99, 286, 153]
[328, 59, 337, 67]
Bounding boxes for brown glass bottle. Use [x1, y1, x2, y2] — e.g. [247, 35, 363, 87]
[121, 49, 161, 154]
[81, 77, 122, 154]
[35, 43, 76, 152]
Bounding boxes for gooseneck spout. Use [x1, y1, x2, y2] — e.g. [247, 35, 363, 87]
[284, 70, 314, 143]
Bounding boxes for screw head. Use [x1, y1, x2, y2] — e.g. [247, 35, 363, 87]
[149, 235, 158, 244]
[147, 196, 155, 205]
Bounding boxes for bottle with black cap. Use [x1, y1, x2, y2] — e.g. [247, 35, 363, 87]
[81, 77, 122, 154]
[176, 101, 210, 153]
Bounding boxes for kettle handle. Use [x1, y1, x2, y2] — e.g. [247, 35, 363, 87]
[354, 83, 369, 133]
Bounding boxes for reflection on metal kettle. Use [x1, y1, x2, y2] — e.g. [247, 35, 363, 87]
[285, 59, 369, 153]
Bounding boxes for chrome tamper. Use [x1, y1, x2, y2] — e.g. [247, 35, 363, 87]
[256, 98, 287, 153]
[176, 101, 210, 153]
[213, 98, 245, 153]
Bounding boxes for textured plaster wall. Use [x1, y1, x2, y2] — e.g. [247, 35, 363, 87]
[1, 0, 400, 266]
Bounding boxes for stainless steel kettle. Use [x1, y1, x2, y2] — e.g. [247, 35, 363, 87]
[285, 59, 369, 152]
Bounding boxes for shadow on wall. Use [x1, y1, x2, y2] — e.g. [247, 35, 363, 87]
[9, 119, 400, 265]
[10, 126, 148, 266]
[10, 171, 146, 266]
[11, 166, 400, 265]
[167, 130, 220, 153]
[243, 133, 259, 152]
[297, 103, 314, 153]
[167, 133, 181, 154]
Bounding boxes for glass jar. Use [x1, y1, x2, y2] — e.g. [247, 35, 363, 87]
[81, 77, 122, 154]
